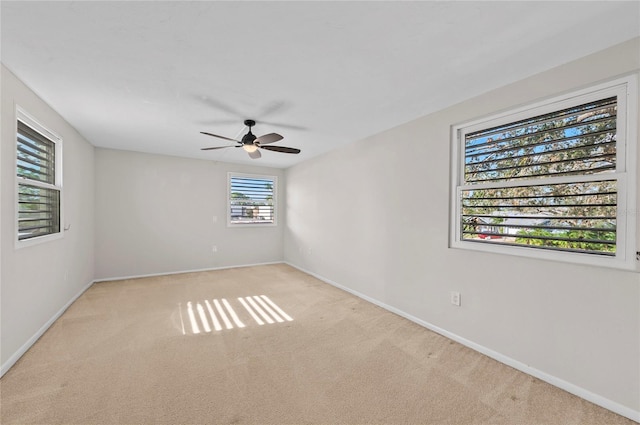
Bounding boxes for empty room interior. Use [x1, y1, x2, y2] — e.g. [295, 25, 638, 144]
[1, 1, 639, 424]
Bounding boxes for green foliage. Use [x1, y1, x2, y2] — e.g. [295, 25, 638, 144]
[515, 227, 615, 253]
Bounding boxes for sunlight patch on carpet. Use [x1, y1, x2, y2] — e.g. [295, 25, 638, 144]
[239, 295, 294, 325]
[178, 296, 293, 335]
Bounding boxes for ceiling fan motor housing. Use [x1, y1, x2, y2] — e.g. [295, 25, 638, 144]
[242, 119, 257, 145]
[242, 131, 257, 145]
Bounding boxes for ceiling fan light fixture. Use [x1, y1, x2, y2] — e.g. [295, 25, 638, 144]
[243, 144, 258, 153]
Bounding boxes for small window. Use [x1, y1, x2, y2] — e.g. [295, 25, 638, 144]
[16, 109, 63, 243]
[228, 173, 276, 226]
[450, 76, 637, 269]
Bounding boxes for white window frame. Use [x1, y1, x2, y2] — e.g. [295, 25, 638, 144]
[450, 75, 637, 271]
[227, 172, 277, 227]
[15, 107, 64, 248]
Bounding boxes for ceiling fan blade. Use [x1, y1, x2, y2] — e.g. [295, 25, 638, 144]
[248, 149, 262, 159]
[200, 131, 240, 143]
[260, 145, 301, 154]
[201, 145, 236, 151]
[255, 133, 283, 145]
[259, 121, 308, 131]
[258, 100, 289, 119]
[193, 95, 242, 118]
[196, 119, 240, 126]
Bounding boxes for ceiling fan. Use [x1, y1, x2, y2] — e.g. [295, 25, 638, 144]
[200, 119, 301, 159]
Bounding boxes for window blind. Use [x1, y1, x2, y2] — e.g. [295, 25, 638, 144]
[229, 176, 275, 224]
[17, 121, 56, 184]
[17, 119, 61, 241]
[460, 97, 618, 255]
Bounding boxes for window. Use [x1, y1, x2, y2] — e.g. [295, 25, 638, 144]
[450, 76, 637, 269]
[228, 173, 276, 226]
[16, 109, 63, 243]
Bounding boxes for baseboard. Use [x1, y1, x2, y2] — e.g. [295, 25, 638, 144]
[93, 261, 283, 283]
[284, 262, 640, 423]
[0, 279, 95, 378]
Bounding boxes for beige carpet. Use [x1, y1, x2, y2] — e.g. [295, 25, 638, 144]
[0, 264, 634, 424]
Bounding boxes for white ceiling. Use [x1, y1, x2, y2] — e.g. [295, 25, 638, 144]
[2, 1, 639, 169]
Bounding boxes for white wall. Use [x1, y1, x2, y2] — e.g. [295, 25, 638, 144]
[94, 148, 284, 280]
[1, 65, 95, 371]
[284, 38, 640, 417]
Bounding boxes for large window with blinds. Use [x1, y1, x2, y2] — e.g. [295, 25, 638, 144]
[16, 109, 63, 243]
[450, 76, 637, 269]
[228, 173, 276, 226]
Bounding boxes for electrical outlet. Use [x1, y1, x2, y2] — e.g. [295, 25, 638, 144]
[450, 291, 461, 306]
[212, 245, 218, 253]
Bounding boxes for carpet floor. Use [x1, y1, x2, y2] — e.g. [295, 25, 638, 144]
[0, 264, 635, 424]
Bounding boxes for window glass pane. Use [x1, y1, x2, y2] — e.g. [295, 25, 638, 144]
[461, 180, 616, 255]
[465, 97, 617, 184]
[230, 176, 274, 224]
[18, 183, 60, 240]
[17, 121, 56, 184]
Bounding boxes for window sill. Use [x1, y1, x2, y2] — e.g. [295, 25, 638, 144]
[449, 239, 638, 272]
[15, 231, 64, 250]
